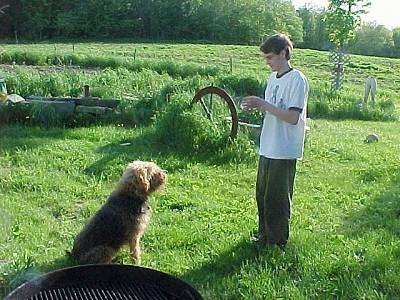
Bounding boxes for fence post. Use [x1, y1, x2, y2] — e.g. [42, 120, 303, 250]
[83, 85, 90, 98]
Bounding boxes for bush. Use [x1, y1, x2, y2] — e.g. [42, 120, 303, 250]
[152, 97, 226, 153]
[152, 95, 257, 164]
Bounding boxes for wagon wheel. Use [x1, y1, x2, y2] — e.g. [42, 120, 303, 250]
[192, 86, 239, 141]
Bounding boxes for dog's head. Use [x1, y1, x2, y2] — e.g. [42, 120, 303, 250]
[117, 160, 167, 198]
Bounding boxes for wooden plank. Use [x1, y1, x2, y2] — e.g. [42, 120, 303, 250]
[26, 96, 120, 108]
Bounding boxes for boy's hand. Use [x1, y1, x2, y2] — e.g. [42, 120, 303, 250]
[241, 96, 265, 111]
[242, 96, 300, 124]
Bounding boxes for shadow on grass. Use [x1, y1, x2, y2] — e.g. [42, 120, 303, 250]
[84, 127, 254, 177]
[181, 237, 301, 296]
[182, 238, 260, 284]
[333, 170, 400, 296]
[342, 169, 400, 238]
[0, 124, 254, 178]
[0, 125, 68, 154]
[84, 130, 197, 177]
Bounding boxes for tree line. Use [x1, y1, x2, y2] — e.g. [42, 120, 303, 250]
[296, 5, 400, 58]
[1, 0, 399, 58]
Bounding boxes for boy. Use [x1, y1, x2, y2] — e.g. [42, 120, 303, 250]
[242, 33, 308, 248]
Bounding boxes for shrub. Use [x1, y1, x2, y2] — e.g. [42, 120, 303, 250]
[152, 97, 227, 153]
[152, 95, 257, 164]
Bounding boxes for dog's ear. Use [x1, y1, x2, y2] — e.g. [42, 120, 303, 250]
[149, 170, 166, 191]
[134, 169, 150, 195]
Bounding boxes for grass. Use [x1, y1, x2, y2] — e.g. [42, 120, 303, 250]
[1, 42, 398, 123]
[1, 119, 399, 298]
[0, 41, 399, 298]
[1, 42, 399, 95]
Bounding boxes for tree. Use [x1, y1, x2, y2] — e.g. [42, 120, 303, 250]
[1, 0, 304, 44]
[297, 5, 328, 49]
[392, 27, 400, 57]
[325, 0, 370, 47]
[324, 0, 370, 89]
[276, 0, 303, 44]
[349, 23, 394, 57]
[0, 2, 12, 38]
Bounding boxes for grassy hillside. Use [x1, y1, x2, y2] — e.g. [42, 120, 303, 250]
[1, 42, 398, 124]
[0, 42, 399, 298]
[1, 42, 399, 96]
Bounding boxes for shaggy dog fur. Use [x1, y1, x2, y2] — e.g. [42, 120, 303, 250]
[69, 161, 166, 265]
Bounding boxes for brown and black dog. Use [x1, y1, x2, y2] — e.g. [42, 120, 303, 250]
[69, 161, 166, 265]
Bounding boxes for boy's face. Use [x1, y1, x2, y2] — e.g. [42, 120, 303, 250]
[262, 49, 287, 72]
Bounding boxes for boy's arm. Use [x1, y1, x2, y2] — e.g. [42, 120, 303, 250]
[242, 96, 300, 125]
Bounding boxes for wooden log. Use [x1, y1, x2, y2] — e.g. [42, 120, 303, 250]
[26, 96, 120, 109]
[27, 96, 80, 102]
[25, 100, 76, 116]
[75, 105, 113, 115]
[75, 98, 120, 109]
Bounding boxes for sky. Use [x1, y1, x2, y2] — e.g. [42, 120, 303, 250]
[292, 0, 400, 30]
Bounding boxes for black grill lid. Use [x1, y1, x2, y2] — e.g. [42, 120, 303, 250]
[6, 264, 202, 300]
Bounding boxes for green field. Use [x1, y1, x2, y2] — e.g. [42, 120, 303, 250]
[1, 42, 399, 92]
[0, 42, 399, 299]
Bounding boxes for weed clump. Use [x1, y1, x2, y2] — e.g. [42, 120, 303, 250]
[152, 96, 257, 164]
[153, 98, 224, 153]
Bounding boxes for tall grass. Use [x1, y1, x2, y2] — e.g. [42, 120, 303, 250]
[1, 66, 397, 128]
[308, 83, 397, 121]
[1, 43, 399, 125]
[0, 50, 220, 78]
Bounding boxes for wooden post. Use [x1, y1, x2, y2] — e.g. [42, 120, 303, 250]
[83, 85, 90, 98]
[230, 57, 233, 74]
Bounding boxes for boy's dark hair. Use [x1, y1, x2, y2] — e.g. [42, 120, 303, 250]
[260, 33, 293, 60]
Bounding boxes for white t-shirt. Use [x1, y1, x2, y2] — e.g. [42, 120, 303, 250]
[259, 68, 308, 159]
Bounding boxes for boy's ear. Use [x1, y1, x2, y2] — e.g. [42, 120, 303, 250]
[280, 48, 287, 58]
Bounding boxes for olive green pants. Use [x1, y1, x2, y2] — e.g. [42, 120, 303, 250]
[256, 156, 296, 247]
